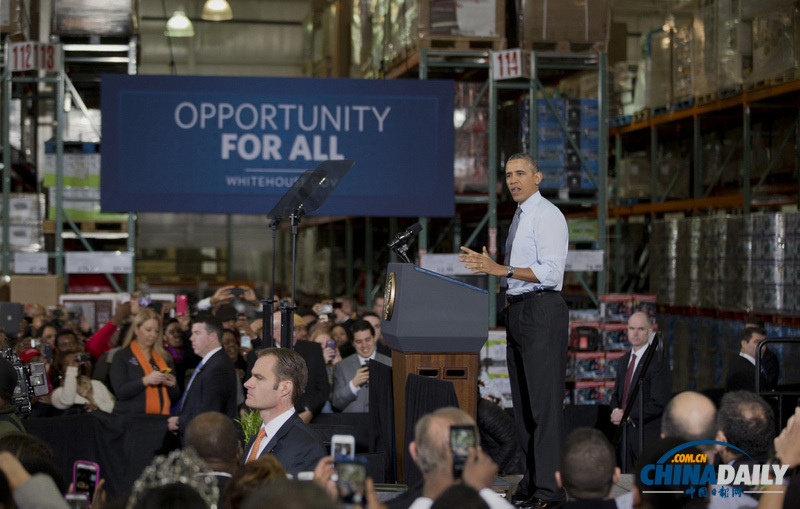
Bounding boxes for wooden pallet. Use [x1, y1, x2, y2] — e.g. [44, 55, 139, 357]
[672, 97, 695, 111]
[695, 91, 717, 105]
[768, 67, 800, 86]
[718, 85, 742, 99]
[43, 219, 128, 235]
[522, 40, 597, 53]
[417, 35, 506, 51]
[651, 104, 671, 117]
[632, 109, 650, 123]
[609, 115, 632, 127]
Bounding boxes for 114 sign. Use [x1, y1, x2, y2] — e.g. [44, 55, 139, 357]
[493, 49, 531, 80]
[8, 42, 61, 72]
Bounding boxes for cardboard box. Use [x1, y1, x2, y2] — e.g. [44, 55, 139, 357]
[9, 276, 63, 307]
[520, 0, 610, 46]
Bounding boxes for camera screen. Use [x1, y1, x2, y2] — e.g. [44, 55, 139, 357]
[75, 465, 97, 493]
[449, 425, 475, 478]
[336, 462, 366, 504]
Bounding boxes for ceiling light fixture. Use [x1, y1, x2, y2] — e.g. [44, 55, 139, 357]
[165, 10, 195, 37]
[201, 0, 233, 21]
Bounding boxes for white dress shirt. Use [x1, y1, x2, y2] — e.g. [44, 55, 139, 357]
[251, 407, 296, 459]
[507, 191, 568, 294]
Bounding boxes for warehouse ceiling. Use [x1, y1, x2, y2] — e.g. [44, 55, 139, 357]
[138, 0, 310, 76]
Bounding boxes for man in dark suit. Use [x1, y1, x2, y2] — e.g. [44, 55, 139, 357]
[167, 315, 239, 439]
[555, 428, 618, 509]
[726, 326, 775, 393]
[242, 348, 325, 474]
[245, 311, 330, 424]
[185, 411, 241, 508]
[609, 312, 672, 472]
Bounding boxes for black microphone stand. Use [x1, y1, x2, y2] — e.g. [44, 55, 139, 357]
[613, 333, 661, 472]
[262, 217, 281, 348]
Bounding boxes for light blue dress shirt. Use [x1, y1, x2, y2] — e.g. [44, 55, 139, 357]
[506, 191, 569, 294]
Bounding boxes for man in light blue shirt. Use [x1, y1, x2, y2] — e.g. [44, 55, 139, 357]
[460, 153, 568, 508]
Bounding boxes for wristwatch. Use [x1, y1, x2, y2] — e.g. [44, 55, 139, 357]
[507, 266, 515, 279]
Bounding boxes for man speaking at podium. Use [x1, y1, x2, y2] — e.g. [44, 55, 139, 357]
[460, 153, 569, 508]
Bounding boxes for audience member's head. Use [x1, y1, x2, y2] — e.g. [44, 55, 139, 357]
[0, 433, 52, 461]
[185, 412, 242, 473]
[214, 305, 238, 331]
[127, 449, 218, 509]
[350, 320, 376, 359]
[122, 308, 170, 362]
[37, 323, 58, 348]
[634, 438, 707, 509]
[744, 315, 765, 329]
[330, 324, 351, 348]
[738, 327, 767, 358]
[0, 358, 18, 405]
[246, 348, 307, 411]
[430, 484, 489, 509]
[292, 314, 308, 342]
[163, 319, 184, 351]
[240, 479, 336, 509]
[556, 427, 618, 500]
[360, 312, 382, 342]
[221, 329, 241, 363]
[133, 483, 209, 509]
[661, 391, 717, 447]
[54, 330, 79, 353]
[222, 455, 287, 509]
[716, 390, 774, 462]
[410, 407, 477, 478]
[297, 308, 318, 327]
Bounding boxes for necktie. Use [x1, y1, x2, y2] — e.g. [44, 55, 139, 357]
[501, 207, 523, 287]
[178, 360, 204, 411]
[621, 352, 637, 410]
[247, 427, 267, 463]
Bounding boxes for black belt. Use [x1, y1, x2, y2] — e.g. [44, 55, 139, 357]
[506, 289, 558, 304]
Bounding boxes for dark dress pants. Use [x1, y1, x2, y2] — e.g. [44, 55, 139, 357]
[506, 291, 569, 502]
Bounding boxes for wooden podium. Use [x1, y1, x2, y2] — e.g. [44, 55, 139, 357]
[381, 263, 488, 481]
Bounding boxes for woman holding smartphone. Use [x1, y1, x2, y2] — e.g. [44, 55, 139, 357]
[110, 308, 179, 415]
[51, 350, 115, 413]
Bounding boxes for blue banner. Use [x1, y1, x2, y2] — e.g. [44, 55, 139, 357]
[100, 75, 455, 217]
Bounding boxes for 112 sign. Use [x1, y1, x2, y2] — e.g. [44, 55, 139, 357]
[493, 49, 531, 80]
[8, 42, 60, 72]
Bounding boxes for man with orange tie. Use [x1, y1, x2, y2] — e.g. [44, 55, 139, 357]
[609, 311, 672, 472]
[242, 348, 325, 474]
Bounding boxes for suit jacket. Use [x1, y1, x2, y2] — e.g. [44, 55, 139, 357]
[110, 346, 180, 415]
[177, 348, 239, 433]
[725, 354, 773, 393]
[246, 339, 330, 418]
[332, 353, 392, 412]
[610, 341, 672, 454]
[242, 413, 326, 474]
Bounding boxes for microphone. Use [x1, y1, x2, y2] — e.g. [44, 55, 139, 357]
[388, 223, 422, 249]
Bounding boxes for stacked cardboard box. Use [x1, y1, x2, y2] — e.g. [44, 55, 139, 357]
[0, 194, 45, 254]
[521, 98, 599, 192]
[454, 83, 489, 193]
[517, 0, 610, 48]
[747, 0, 800, 86]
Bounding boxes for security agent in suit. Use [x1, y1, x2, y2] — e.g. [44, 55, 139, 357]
[167, 315, 239, 439]
[244, 312, 330, 424]
[332, 319, 392, 413]
[609, 312, 672, 472]
[242, 348, 326, 474]
[725, 326, 775, 393]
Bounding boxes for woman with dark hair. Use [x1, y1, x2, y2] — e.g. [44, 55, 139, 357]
[51, 350, 115, 414]
[330, 324, 354, 359]
[222, 455, 287, 509]
[163, 319, 186, 365]
[110, 309, 179, 415]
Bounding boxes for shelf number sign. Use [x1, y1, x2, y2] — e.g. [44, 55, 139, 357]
[493, 49, 531, 81]
[8, 42, 61, 72]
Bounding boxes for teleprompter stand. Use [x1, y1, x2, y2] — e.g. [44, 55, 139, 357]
[381, 262, 488, 481]
[263, 160, 353, 350]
